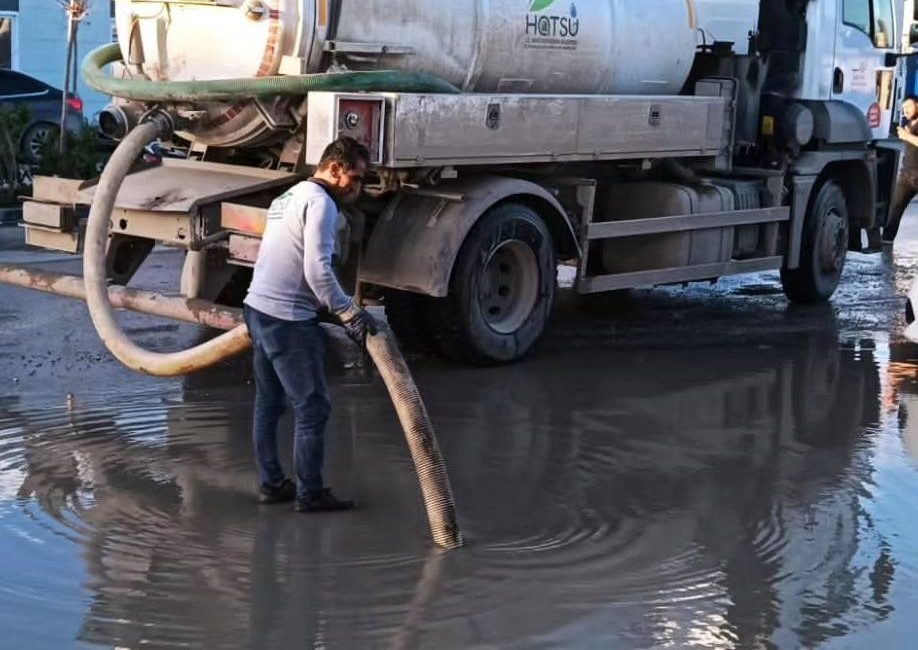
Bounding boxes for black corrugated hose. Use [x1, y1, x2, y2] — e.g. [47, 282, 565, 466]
[367, 327, 463, 550]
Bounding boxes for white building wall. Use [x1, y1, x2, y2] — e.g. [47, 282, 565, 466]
[17, 0, 113, 122]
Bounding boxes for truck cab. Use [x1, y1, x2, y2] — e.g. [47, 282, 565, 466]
[829, 0, 899, 137]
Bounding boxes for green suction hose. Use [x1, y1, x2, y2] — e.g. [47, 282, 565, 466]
[82, 43, 460, 102]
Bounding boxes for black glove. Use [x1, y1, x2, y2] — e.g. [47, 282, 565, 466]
[342, 308, 378, 347]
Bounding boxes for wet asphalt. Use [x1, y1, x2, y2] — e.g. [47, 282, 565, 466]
[3, 216, 918, 649]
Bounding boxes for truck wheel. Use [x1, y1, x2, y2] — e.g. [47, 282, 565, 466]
[426, 203, 555, 364]
[781, 180, 849, 304]
[385, 289, 436, 355]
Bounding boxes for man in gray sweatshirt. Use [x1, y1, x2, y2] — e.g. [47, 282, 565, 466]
[243, 136, 376, 512]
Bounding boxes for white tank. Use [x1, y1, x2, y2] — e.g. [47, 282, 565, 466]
[114, 0, 703, 147]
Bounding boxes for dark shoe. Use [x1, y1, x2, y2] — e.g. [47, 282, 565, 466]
[294, 488, 355, 512]
[258, 479, 296, 504]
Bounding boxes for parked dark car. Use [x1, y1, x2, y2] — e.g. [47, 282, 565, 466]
[0, 69, 84, 162]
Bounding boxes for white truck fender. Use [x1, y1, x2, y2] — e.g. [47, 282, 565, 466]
[361, 175, 579, 297]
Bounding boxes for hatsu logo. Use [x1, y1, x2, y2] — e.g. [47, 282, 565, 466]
[524, 0, 580, 50]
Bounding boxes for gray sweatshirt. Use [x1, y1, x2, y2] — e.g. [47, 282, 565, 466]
[244, 180, 355, 321]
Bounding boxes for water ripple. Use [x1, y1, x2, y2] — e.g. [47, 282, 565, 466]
[2, 339, 918, 648]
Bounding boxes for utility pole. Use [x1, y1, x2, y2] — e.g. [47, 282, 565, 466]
[58, 1, 89, 157]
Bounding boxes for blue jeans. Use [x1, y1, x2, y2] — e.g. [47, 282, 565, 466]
[244, 305, 331, 498]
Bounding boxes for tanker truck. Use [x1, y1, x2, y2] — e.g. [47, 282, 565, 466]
[5, 0, 912, 368]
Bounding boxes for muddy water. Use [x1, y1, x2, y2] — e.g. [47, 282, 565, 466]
[3, 310, 918, 649]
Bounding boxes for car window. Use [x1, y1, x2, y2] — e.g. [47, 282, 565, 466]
[0, 71, 51, 97]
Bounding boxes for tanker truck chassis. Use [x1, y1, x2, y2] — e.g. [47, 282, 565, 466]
[6, 0, 909, 366]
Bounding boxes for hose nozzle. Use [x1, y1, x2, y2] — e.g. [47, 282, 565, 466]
[98, 103, 143, 140]
[99, 103, 180, 142]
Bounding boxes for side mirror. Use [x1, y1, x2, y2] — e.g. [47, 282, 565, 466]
[910, 23, 918, 46]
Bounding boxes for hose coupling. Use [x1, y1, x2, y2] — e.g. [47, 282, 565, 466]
[98, 102, 145, 140]
[139, 107, 182, 139]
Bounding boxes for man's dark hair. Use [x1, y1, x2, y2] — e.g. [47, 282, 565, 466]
[317, 136, 370, 171]
[906, 94, 918, 104]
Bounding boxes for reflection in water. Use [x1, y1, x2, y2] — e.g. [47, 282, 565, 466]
[890, 351, 918, 467]
[2, 321, 918, 648]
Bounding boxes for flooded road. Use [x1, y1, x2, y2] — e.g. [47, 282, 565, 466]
[4, 224, 918, 648]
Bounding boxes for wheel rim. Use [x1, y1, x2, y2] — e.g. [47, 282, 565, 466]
[28, 126, 54, 159]
[478, 239, 540, 334]
[817, 206, 847, 274]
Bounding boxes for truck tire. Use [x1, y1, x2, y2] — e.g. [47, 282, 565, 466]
[426, 203, 555, 364]
[385, 289, 436, 355]
[781, 180, 849, 304]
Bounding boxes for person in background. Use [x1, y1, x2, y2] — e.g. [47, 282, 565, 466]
[884, 94, 918, 244]
[243, 136, 376, 512]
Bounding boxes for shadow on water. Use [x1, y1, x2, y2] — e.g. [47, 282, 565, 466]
[1, 305, 912, 649]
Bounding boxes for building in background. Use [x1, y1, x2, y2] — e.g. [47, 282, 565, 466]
[0, 0, 113, 120]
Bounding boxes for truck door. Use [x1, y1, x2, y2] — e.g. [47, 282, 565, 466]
[834, 0, 898, 139]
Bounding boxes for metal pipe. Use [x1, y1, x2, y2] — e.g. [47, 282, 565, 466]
[0, 265, 244, 331]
